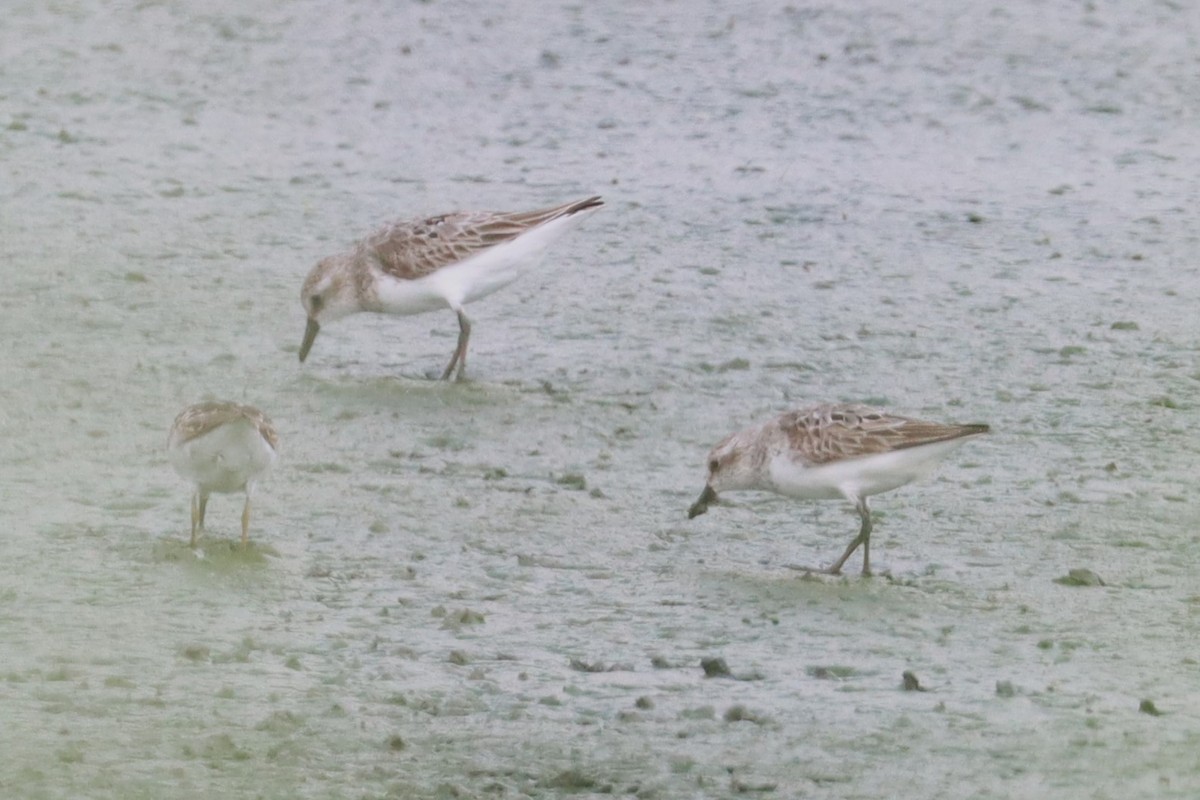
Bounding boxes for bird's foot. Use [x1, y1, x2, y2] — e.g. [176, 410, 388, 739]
[784, 563, 843, 576]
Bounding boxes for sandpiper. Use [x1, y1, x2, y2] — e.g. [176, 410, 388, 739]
[298, 195, 603, 380]
[688, 403, 988, 575]
[168, 401, 279, 548]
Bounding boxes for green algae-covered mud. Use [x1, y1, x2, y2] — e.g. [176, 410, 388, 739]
[2, 1, 1199, 797]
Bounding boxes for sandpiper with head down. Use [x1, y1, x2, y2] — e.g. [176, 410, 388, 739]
[687, 403, 989, 576]
[168, 401, 279, 548]
[298, 195, 603, 380]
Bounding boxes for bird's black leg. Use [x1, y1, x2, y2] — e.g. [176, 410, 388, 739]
[441, 308, 471, 381]
[822, 497, 872, 576]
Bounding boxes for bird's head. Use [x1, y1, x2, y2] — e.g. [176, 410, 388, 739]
[687, 431, 756, 518]
[298, 256, 359, 362]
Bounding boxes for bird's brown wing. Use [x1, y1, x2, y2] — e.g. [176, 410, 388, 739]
[780, 404, 987, 465]
[171, 402, 278, 450]
[369, 196, 603, 281]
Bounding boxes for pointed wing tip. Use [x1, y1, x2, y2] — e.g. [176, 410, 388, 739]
[571, 196, 604, 214]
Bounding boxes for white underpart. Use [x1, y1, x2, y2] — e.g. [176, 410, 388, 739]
[374, 207, 598, 315]
[767, 437, 975, 503]
[168, 419, 277, 496]
[371, 270, 447, 316]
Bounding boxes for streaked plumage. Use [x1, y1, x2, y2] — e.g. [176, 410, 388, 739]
[298, 195, 603, 380]
[168, 402, 279, 547]
[687, 403, 989, 575]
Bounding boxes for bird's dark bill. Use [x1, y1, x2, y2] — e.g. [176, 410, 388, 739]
[687, 485, 717, 519]
[298, 318, 320, 362]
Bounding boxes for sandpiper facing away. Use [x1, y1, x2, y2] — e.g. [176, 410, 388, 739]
[168, 401, 279, 548]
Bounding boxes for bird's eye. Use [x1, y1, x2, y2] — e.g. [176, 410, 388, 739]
[310, 295, 323, 312]
[708, 458, 719, 473]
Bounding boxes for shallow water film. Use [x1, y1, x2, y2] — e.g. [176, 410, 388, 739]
[3, 1, 1200, 798]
